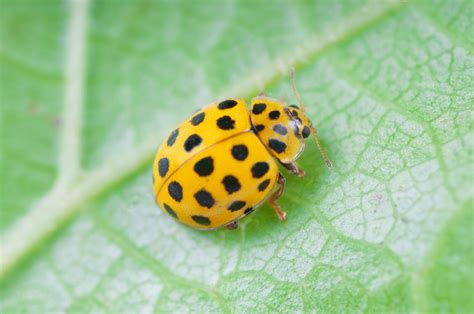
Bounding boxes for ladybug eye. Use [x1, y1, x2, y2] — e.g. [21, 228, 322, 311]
[302, 126, 311, 138]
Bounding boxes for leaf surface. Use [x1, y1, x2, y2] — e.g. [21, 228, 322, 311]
[1, 0, 473, 312]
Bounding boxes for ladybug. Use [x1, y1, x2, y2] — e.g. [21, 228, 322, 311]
[152, 68, 332, 230]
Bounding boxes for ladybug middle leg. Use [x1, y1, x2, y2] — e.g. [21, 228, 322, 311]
[268, 173, 287, 221]
[282, 162, 305, 177]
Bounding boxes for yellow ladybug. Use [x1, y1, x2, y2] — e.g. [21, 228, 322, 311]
[152, 68, 332, 230]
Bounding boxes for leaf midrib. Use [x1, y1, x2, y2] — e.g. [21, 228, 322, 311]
[0, 0, 407, 279]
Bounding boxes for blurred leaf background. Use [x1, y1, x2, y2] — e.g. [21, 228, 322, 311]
[0, 0, 473, 313]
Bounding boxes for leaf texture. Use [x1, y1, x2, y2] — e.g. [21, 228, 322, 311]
[1, 0, 473, 312]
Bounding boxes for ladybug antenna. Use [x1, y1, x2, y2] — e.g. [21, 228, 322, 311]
[290, 67, 332, 168]
[290, 67, 306, 112]
[311, 126, 332, 168]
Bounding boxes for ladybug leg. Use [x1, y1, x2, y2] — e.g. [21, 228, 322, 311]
[226, 221, 239, 230]
[282, 162, 305, 177]
[269, 173, 287, 221]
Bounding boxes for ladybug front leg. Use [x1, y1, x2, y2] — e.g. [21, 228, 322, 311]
[268, 173, 287, 221]
[282, 162, 305, 177]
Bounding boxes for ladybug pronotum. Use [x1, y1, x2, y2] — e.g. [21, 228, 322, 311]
[153, 68, 332, 230]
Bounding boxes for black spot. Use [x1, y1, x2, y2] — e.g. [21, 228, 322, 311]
[273, 124, 287, 135]
[192, 215, 211, 226]
[218, 99, 238, 110]
[231, 144, 248, 161]
[228, 200, 246, 212]
[191, 112, 205, 126]
[168, 181, 183, 202]
[222, 175, 241, 194]
[292, 110, 299, 117]
[258, 179, 271, 192]
[194, 156, 214, 176]
[244, 207, 255, 215]
[289, 104, 299, 109]
[163, 203, 177, 219]
[268, 110, 280, 120]
[251, 162, 269, 178]
[194, 189, 215, 208]
[255, 124, 265, 132]
[184, 134, 202, 152]
[216, 115, 235, 130]
[167, 128, 179, 146]
[302, 126, 311, 138]
[269, 139, 287, 153]
[252, 103, 266, 114]
[158, 157, 169, 178]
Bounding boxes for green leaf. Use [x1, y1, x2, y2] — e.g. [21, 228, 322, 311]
[1, 0, 473, 312]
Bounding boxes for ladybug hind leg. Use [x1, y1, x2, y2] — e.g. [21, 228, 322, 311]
[269, 173, 287, 221]
[226, 221, 239, 230]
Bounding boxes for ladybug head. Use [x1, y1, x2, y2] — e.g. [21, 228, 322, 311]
[282, 102, 332, 168]
[286, 104, 312, 139]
